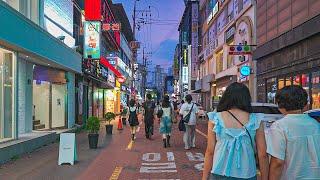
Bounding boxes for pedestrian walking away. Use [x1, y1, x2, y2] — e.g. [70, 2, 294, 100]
[157, 95, 175, 148]
[143, 93, 156, 139]
[128, 99, 139, 141]
[202, 82, 269, 180]
[267, 85, 320, 179]
[179, 94, 199, 150]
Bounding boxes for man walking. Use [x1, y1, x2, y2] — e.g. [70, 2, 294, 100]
[144, 94, 156, 139]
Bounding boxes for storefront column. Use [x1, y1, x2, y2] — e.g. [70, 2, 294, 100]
[17, 59, 33, 134]
[66, 72, 75, 128]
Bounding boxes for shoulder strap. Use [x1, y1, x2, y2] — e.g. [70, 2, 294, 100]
[227, 111, 254, 150]
[188, 103, 194, 114]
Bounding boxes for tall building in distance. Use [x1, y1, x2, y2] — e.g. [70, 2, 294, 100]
[254, 0, 320, 108]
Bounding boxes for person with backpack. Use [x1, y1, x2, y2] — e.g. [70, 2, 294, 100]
[267, 85, 320, 179]
[157, 95, 175, 148]
[179, 94, 199, 150]
[143, 94, 156, 139]
[202, 82, 269, 180]
[128, 99, 139, 141]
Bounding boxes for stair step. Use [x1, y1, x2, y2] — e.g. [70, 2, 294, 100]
[33, 120, 40, 125]
[33, 124, 45, 130]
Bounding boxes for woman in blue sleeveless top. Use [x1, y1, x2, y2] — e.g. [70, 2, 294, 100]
[202, 82, 269, 180]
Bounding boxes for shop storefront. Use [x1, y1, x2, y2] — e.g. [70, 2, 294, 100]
[215, 75, 237, 98]
[255, 16, 320, 109]
[33, 65, 67, 130]
[263, 72, 320, 109]
[0, 47, 16, 142]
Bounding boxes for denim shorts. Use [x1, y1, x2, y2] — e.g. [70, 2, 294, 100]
[209, 174, 257, 180]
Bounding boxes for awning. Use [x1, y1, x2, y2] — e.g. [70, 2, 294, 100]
[100, 56, 122, 78]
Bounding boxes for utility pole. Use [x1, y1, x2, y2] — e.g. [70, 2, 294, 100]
[131, 0, 138, 99]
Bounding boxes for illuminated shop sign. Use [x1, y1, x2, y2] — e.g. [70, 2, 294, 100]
[84, 0, 101, 21]
[207, 2, 219, 24]
[84, 21, 101, 59]
[183, 49, 187, 65]
[240, 65, 251, 76]
[182, 66, 188, 84]
[102, 23, 121, 31]
[229, 45, 252, 55]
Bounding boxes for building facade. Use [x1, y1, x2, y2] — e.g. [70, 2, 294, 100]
[254, 0, 320, 109]
[178, 0, 199, 100]
[197, 0, 256, 110]
[0, 0, 81, 139]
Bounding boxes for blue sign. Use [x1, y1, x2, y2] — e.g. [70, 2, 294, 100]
[240, 66, 251, 76]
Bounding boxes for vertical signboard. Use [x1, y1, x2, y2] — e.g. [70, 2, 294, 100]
[84, 0, 101, 21]
[182, 66, 188, 84]
[191, 3, 199, 78]
[84, 21, 101, 59]
[183, 49, 188, 65]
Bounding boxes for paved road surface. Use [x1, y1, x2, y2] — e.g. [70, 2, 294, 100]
[0, 114, 209, 180]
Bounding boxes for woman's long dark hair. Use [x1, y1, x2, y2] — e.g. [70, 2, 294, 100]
[162, 95, 170, 108]
[217, 82, 252, 113]
[129, 99, 135, 107]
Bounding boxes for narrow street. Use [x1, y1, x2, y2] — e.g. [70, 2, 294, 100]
[0, 115, 208, 180]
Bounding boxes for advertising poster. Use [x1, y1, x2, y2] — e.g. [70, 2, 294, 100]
[84, 21, 101, 59]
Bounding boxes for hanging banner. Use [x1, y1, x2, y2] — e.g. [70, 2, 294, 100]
[84, 21, 101, 59]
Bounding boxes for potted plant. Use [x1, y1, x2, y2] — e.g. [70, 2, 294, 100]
[121, 107, 128, 125]
[86, 116, 100, 149]
[105, 112, 116, 135]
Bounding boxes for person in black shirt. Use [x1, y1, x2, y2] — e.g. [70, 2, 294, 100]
[144, 94, 156, 139]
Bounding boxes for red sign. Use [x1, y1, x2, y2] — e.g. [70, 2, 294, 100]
[117, 76, 126, 83]
[229, 51, 252, 55]
[84, 0, 101, 21]
[102, 23, 121, 31]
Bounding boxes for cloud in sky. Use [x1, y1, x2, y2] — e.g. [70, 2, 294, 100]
[151, 39, 177, 67]
[113, 0, 184, 69]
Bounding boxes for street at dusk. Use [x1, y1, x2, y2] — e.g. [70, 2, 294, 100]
[0, 0, 320, 180]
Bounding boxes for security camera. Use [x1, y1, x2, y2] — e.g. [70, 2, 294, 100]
[57, 36, 65, 41]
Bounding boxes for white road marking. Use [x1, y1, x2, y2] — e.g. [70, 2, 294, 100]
[142, 153, 161, 162]
[196, 129, 207, 138]
[142, 162, 175, 166]
[186, 152, 204, 161]
[166, 152, 175, 161]
[140, 169, 177, 173]
[194, 162, 204, 171]
[140, 153, 177, 173]
[140, 162, 177, 173]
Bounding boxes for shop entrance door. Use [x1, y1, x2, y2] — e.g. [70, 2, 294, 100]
[51, 84, 66, 128]
[33, 81, 66, 130]
[33, 80, 50, 130]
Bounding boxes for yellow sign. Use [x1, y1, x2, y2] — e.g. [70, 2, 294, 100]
[183, 49, 187, 65]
